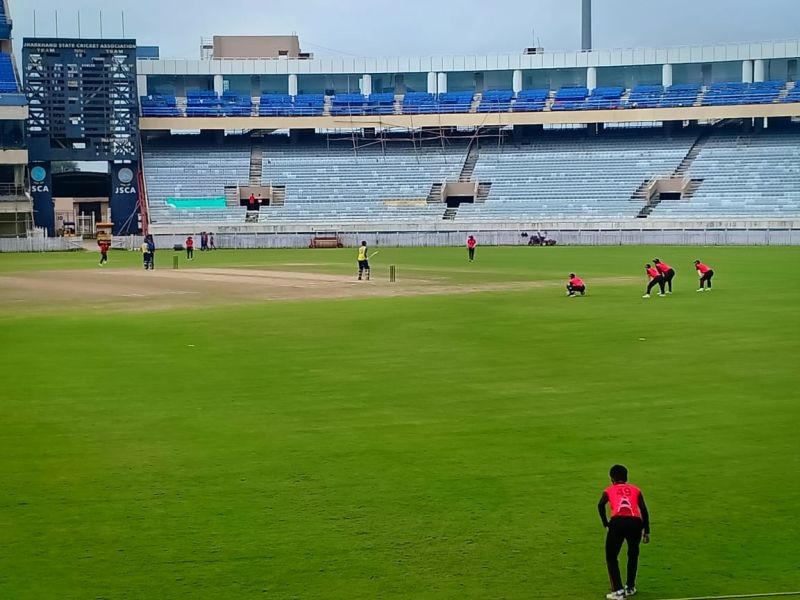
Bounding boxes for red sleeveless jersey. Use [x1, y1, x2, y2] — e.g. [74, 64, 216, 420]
[605, 483, 642, 518]
[656, 262, 672, 273]
[646, 267, 660, 279]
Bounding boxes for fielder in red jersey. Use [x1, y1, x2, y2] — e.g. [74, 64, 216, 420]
[694, 260, 714, 291]
[598, 464, 651, 600]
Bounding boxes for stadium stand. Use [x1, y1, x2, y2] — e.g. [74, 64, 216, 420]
[293, 94, 325, 116]
[403, 92, 438, 114]
[186, 90, 222, 117]
[365, 93, 396, 115]
[511, 89, 549, 112]
[259, 93, 294, 116]
[702, 81, 783, 106]
[0, 2, 11, 39]
[437, 92, 474, 113]
[140, 94, 181, 116]
[258, 140, 468, 223]
[551, 87, 589, 111]
[0, 53, 19, 93]
[652, 131, 800, 218]
[143, 139, 250, 224]
[463, 132, 695, 220]
[141, 127, 800, 227]
[783, 83, 800, 104]
[221, 92, 253, 116]
[478, 89, 514, 113]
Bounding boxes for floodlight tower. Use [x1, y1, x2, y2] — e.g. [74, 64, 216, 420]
[581, 0, 592, 51]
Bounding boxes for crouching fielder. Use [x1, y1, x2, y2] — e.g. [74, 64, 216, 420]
[567, 273, 586, 297]
[357, 241, 370, 281]
[695, 260, 714, 291]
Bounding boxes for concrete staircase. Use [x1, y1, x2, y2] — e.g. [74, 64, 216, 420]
[777, 81, 796, 101]
[271, 185, 286, 207]
[442, 206, 458, 220]
[393, 94, 403, 115]
[459, 140, 479, 181]
[224, 185, 239, 207]
[469, 93, 482, 114]
[693, 85, 708, 107]
[426, 182, 444, 204]
[476, 181, 492, 202]
[673, 129, 714, 176]
[323, 95, 333, 116]
[249, 144, 263, 186]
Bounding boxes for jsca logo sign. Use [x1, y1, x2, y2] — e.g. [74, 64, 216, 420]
[115, 167, 136, 194]
[31, 166, 50, 193]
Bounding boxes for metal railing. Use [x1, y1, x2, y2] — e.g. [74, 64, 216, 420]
[0, 183, 27, 197]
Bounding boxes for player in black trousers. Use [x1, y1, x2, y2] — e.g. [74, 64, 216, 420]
[598, 465, 651, 599]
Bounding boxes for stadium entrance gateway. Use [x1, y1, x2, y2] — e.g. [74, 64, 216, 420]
[23, 38, 141, 237]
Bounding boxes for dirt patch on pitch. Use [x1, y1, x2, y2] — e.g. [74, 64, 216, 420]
[0, 267, 637, 315]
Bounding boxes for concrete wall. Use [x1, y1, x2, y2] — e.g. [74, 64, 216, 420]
[212, 35, 301, 59]
[142, 228, 800, 251]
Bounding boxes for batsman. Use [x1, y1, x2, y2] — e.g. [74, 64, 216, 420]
[357, 240, 371, 281]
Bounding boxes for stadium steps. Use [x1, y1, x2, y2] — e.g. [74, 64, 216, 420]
[777, 81, 796, 101]
[426, 182, 444, 204]
[176, 97, 187, 117]
[630, 178, 652, 201]
[683, 178, 705, 199]
[543, 90, 556, 111]
[249, 145, 263, 185]
[442, 206, 458, 220]
[323, 95, 332, 116]
[674, 128, 716, 176]
[224, 185, 239, 207]
[459, 140, 480, 181]
[476, 181, 492, 203]
[694, 86, 708, 107]
[393, 95, 403, 115]
[245, 211, 260, 223]
[271, 185, 286, 207]
[469, 93, 482, 114]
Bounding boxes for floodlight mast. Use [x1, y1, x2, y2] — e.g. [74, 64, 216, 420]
[581, 0, 592, 51]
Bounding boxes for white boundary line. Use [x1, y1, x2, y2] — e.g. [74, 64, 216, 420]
[655, 592, 800, 600]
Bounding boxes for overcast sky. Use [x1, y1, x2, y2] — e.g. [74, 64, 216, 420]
[15, 0, 800, 58]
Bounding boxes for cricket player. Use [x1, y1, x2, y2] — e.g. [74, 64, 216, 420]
[98, 240, 110, 266]
[467, 235, 477, 262]
[357, 241, 370, 281]
[185, 236, 194, 260]
[598, 465, 651, 599]
[643, 264, 665, 298]
[653, 259, 676, 294]
[695, 260, 714, 291]
[140, 240, 151, 270]
[566, 273, 586, 297]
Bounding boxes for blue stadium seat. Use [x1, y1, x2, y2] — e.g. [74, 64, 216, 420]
[0, 53, 19, 93]
[140, 94, 181, 117]
[702, 81, 783, 106]
[186, 90, 222, 116]
[0, 3, 10, 39]
[403, 92, 437, 114]
[582, 86, 624, 110]
[478, 89, 514, 112]
[512, 89, 549, 112]
[259, 94, 293, 116]
[364, 92, 396, 115]
[331, 93, 367, 116]
[221, 92, 253, 116]
[551, 87, 589, 111]
[625, 85, 663, 109]
[659, 84, 700, 108]
[293, 93, 325, 116]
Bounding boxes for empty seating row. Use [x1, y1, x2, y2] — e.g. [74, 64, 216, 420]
[701, 81, 783, 106]
[0, 53, 18, 93]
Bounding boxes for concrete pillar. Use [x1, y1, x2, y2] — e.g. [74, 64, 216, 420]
[437, 72, 448, 95]
[742, 60, 753, 83]
[213, 74, 224, 96]
[581, 0, 592, 51]
[288, 73, 298, 96]
[360, 74, 372, 96]
[662, 63, 673, 88]
[754, 59, 766, 83]
[137, 74, 148, 97]
[427, 72, 437, 94]
[587, 66, 597, 91]
[512, 69, 523, 94]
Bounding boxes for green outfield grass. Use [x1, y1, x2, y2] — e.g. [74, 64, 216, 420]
[0, 246, 798, 600]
